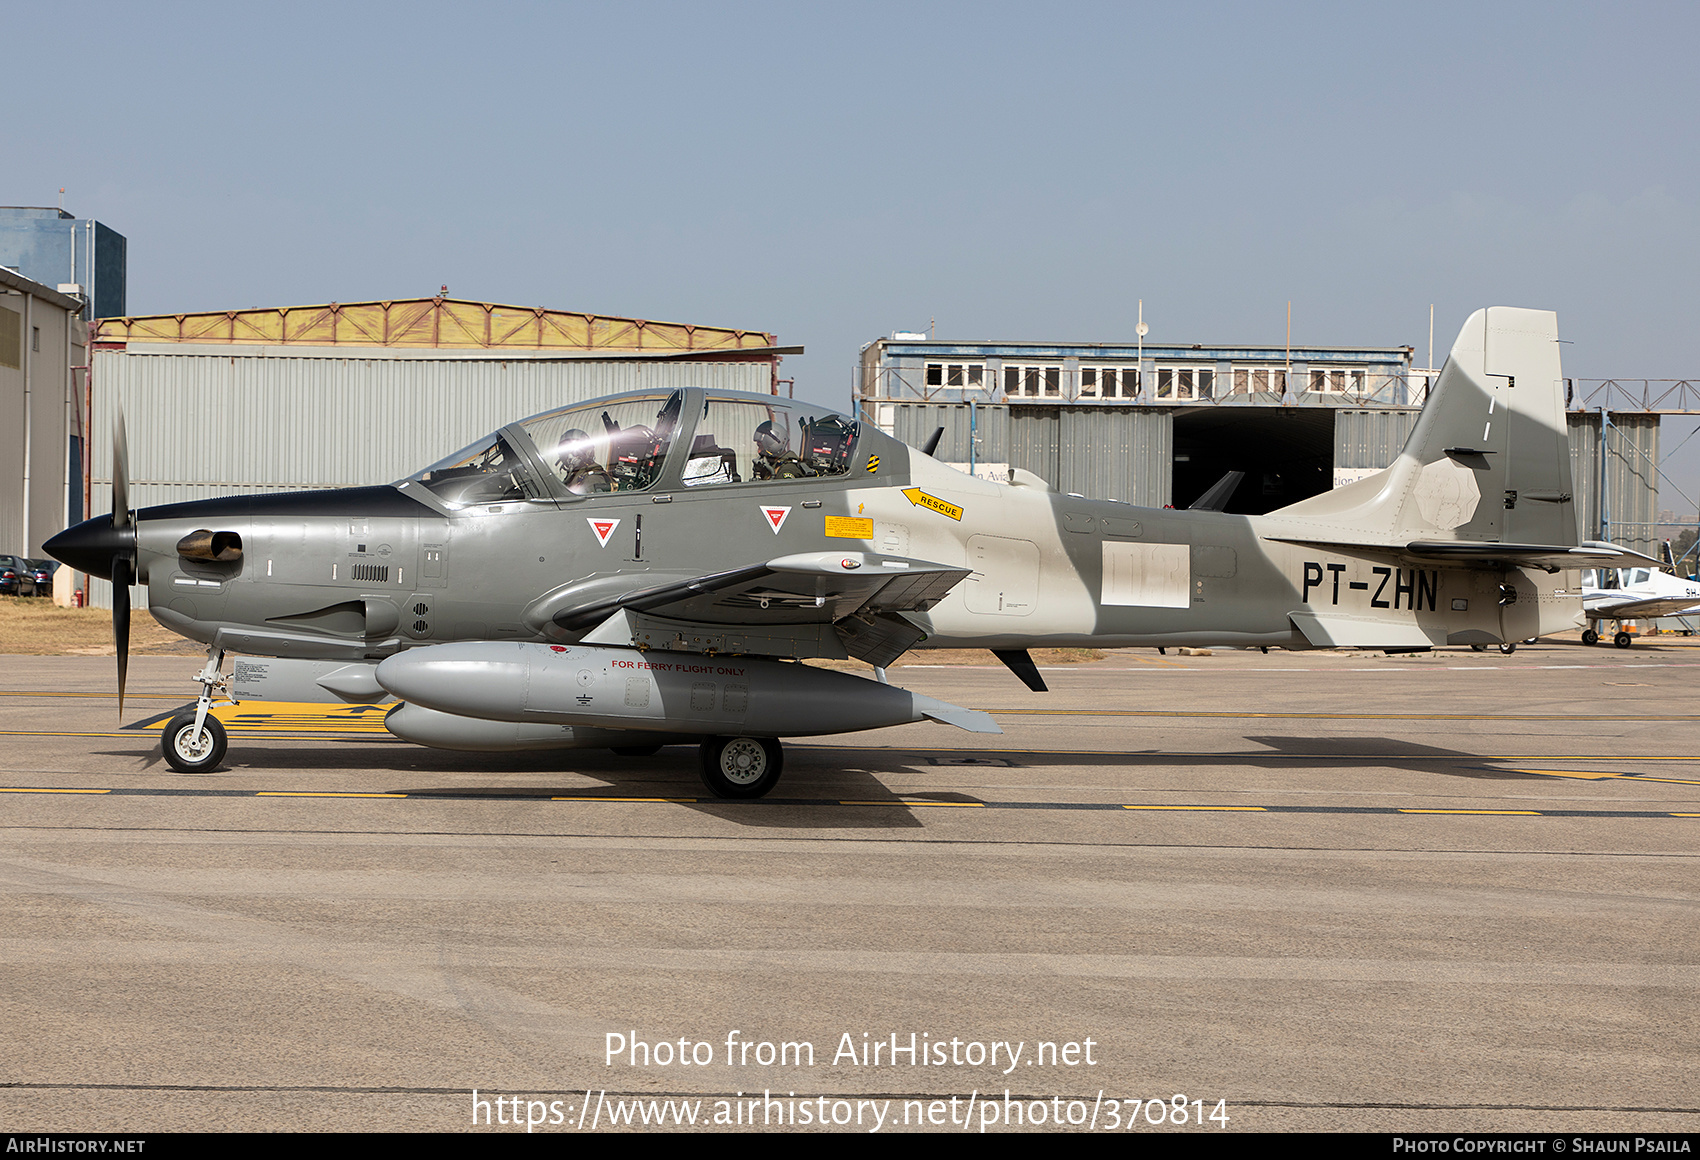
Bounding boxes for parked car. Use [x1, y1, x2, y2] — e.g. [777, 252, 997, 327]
[28, 559, 57, 596]
[0, 554, 37, 597]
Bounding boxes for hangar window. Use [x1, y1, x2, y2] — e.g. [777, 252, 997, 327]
[1307, 367, 1366, 394]
[1003, 364, 1062, 398]
[1232, 367, 1287, 394]
[924, 362, 983, 389]
[1154, 365, 1214, 401]
[0, 306, 18, 369]
[1081, 366, 1140, 398]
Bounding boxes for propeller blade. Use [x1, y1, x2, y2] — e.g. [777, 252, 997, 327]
[112, 408, 130, 530]
[111, 555, 131, 719]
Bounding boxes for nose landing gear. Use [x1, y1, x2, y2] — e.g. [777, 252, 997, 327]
[161, 645, 231, 774]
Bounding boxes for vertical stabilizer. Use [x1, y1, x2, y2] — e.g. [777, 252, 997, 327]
[1271, 307, 1577, 547]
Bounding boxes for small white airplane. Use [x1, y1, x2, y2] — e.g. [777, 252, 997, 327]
[1579, 559, 1700, 647]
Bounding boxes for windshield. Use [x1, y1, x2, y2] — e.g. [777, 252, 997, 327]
[406, 430, 546, 506]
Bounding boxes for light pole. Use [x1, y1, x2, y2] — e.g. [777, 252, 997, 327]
[1136, 300, 1148, 396]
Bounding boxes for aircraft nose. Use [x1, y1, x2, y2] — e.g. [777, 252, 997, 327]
[44, 517, 135, 582]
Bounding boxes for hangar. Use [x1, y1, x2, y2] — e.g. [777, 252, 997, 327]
[0, 267, 85, 559]
[78, 296, 789, 605]
[858, 331, 1677, 560]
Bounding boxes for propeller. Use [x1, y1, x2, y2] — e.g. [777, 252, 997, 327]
[40, 407, 139, 720]
[111, 410, 132, 718]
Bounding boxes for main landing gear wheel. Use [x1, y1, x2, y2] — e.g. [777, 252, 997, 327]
[699, 736, 783, 799]
[1499, 642, 1517, 655]
[162, 713, 227, 773]
[1614, 631, 1634, 649]
[1582, 629, 1599, 646]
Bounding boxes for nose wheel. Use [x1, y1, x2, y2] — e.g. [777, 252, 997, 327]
[163, 713, 228, 773]
[1582, 629, 1599, 646]
[699, 736, 783, 799]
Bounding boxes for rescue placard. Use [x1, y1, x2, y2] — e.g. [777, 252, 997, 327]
[901, 488, 963, 521]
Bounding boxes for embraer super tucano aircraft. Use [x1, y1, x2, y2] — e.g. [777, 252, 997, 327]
[48, 307, 1651, 796]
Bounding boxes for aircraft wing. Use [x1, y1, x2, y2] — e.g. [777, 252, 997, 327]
[552, 551, 969, 632]
[1585, 595, 1700, 621]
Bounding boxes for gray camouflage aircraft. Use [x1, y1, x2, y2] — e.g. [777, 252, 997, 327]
[47, 306, 1652, 797]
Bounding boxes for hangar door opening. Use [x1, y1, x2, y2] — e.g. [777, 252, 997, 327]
[1171, 408, 1335, 514]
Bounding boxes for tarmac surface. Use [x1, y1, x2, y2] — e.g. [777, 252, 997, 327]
[1, 639, 1696, 1134]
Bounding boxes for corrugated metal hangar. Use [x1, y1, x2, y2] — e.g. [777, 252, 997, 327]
[858, 332, 1670, 560]
[80, 296, 789, 605]
[0, 267, 86, 559]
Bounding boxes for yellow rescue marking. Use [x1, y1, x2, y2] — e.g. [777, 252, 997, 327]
[865, 455, 880, 473]
[256, 791, 407, 798]
[0, 787, 110, 794]
[840, 799, 985, 807]
[901, 487, 963, 521]
[1122, 805, 1265, 812]
[142, 701, 395, 734]
[824, 515, 875, 539]
[1398, 809, 1543, 815]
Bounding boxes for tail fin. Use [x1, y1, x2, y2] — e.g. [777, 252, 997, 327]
[1273, 307, 1577, 546]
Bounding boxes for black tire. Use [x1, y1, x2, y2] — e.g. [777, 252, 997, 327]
[611, 744, 663, 757]
[162, 713, 227, 773]
[698, 736, 783, 799]
[1582, 629, 1599, 646]
[1499, 642, 1517, 655]
[1615, 632, 1633, 649]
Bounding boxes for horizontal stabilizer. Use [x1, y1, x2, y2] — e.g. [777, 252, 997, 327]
[912, 694, 1003, 734]
[1269, 536, 1658, 574]
[1401, 540, 1659, 573]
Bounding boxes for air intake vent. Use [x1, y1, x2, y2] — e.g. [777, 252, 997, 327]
[352, 564, 389, 582]
[405, 595, 433, 639]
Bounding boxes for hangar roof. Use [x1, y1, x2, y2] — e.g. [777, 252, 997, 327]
[93, 296, 777, 355]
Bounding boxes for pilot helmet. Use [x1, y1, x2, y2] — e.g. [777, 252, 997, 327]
[557, 429, 593, 470]
[754, 420, 786, 458]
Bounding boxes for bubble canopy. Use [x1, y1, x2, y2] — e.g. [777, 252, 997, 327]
[403, 389, 862, 506]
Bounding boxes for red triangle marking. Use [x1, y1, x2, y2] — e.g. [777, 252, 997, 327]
[761, 506, 791, 533]
[587, 517, 620, 547]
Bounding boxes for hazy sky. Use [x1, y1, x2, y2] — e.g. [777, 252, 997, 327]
[7, 1, 1699, 507]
